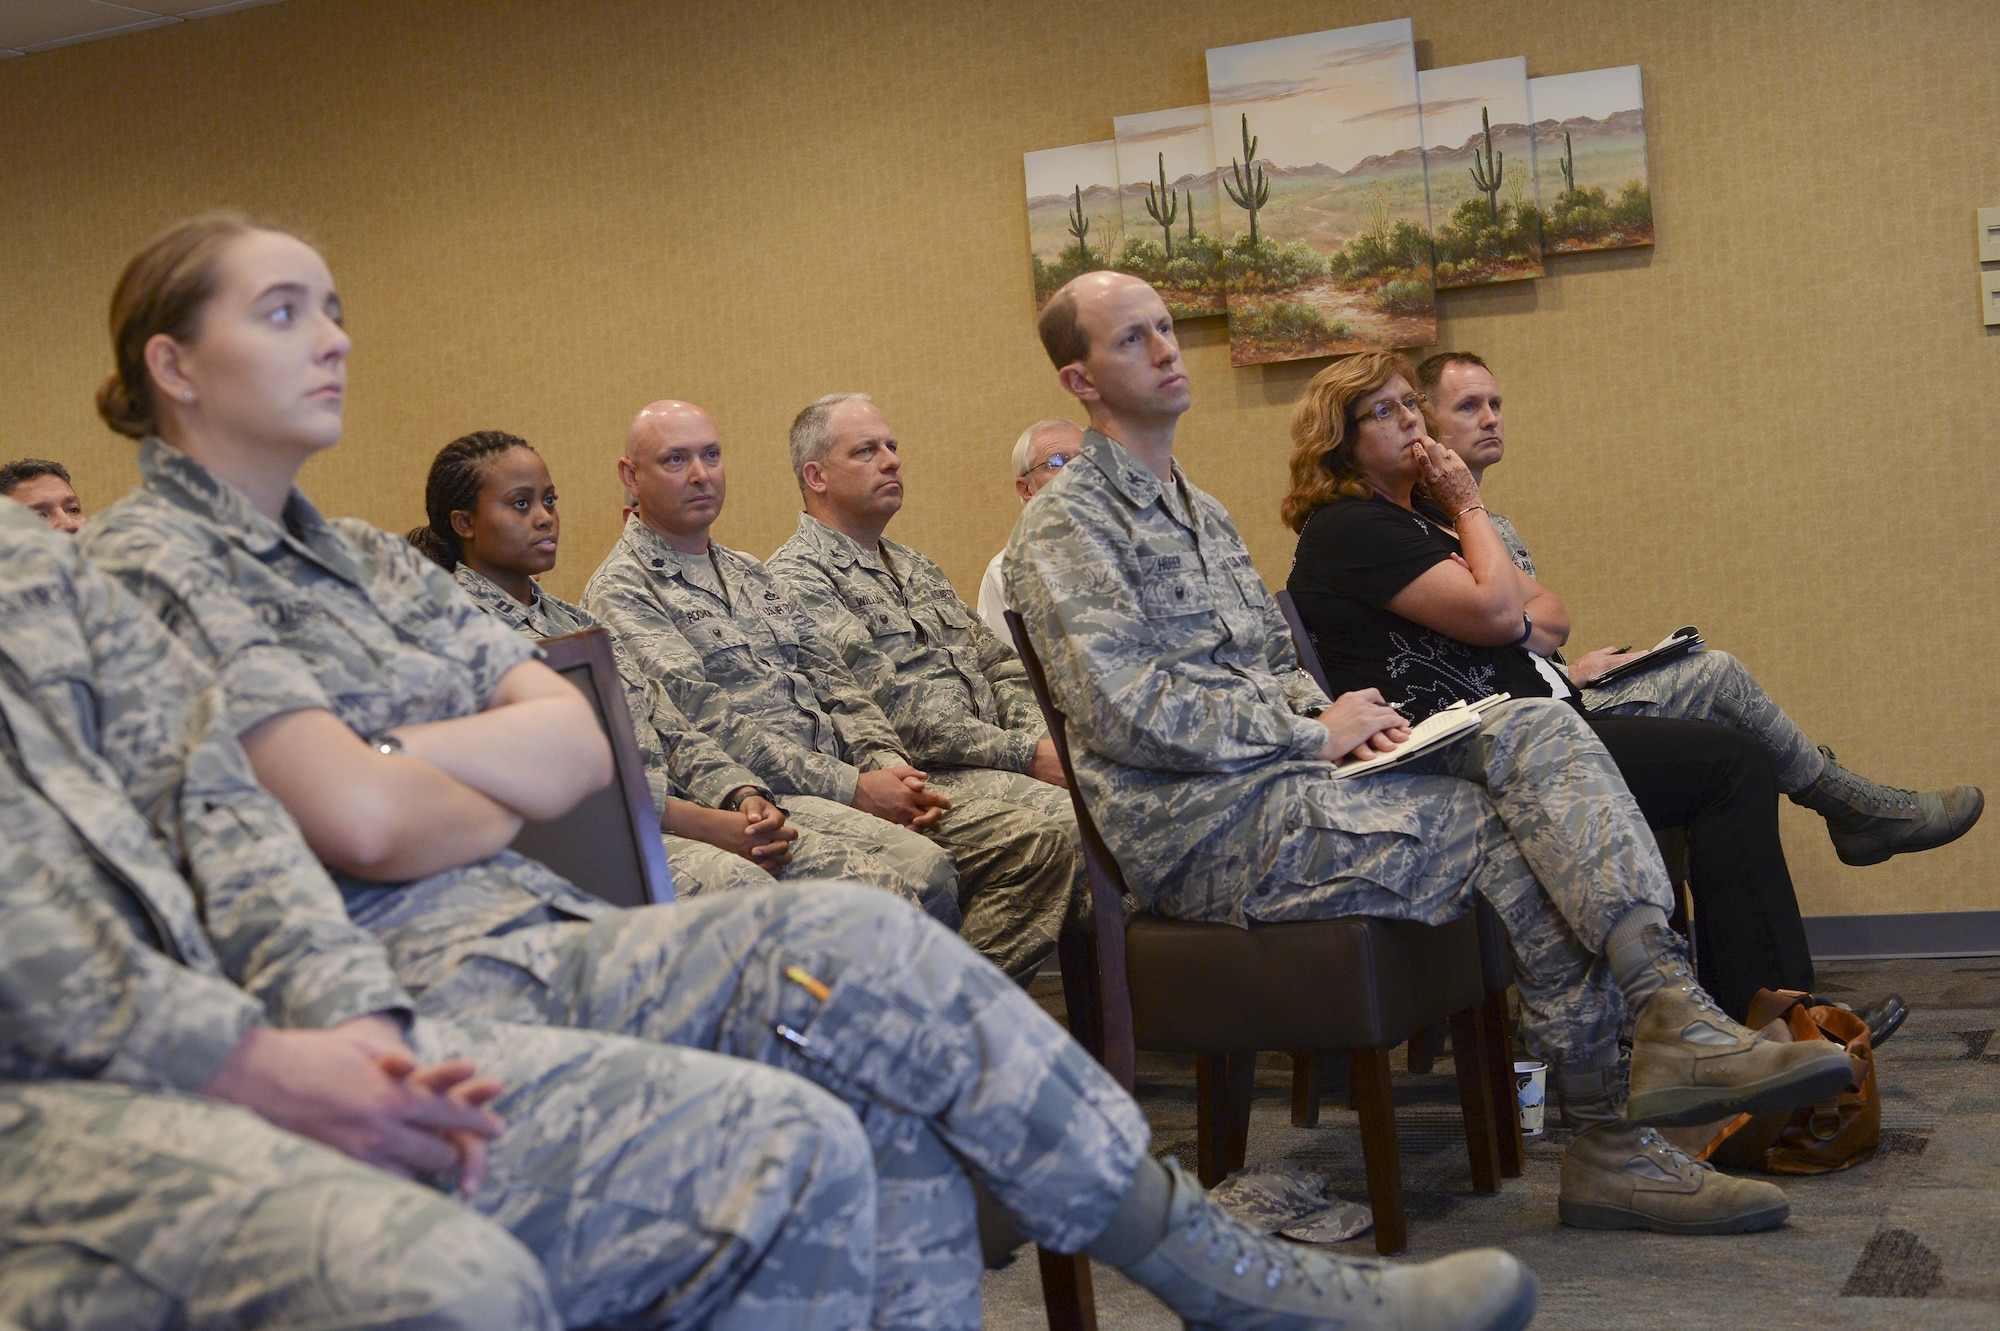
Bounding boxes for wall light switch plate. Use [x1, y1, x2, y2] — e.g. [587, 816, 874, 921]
[1983, 270, 2000, 326]
[1981, 208, 2000, 263]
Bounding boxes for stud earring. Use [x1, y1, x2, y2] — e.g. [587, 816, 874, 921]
[181, 389, 194, 401]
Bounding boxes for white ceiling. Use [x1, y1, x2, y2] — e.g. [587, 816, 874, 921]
[0, 0, 292, 59]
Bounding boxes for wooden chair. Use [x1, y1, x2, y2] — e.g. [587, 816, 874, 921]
[1006, 612, 1502, 1262]
[509, 627, 675, 907]
[1273, 590, 1526, 1176]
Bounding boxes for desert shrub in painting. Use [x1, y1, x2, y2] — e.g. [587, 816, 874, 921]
[1430, 195, 1543, 285]
[1543, 181, 1653, 251]
[1371, 278, 1432, 314]
[1230, 300, 1347, 347]
[1225, 235, 1324, 291]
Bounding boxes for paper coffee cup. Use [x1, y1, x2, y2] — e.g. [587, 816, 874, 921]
[1514, 1060, 1548, 1137]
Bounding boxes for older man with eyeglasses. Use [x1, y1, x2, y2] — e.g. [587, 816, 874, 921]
[976, 417, 1083, 638]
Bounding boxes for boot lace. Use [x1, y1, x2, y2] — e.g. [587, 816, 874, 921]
[1179, 1200, 1384, 1306]
[1646, 927, 1737, 1028]
[1817, 746, 1919, 814]
[1635, 1127, 1714, 1177]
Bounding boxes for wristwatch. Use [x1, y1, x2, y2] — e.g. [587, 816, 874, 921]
[368, 732, 405, 757]
[721, 786, 771, 813]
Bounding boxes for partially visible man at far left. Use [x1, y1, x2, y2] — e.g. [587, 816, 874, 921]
[0, 457, 86, 532]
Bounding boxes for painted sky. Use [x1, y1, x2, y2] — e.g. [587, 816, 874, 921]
[1418, 56, 1532, 153]
[1023, 140, 1118, 203]
[1113, 105, 1215, 187]
[1527, 65, 1644, 124]
[1204, 18, 1420, 174]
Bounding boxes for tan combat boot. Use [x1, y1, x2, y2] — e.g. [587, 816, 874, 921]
[1559, 1124, 1790, 1235]
[1623, 930, 1854, 1127]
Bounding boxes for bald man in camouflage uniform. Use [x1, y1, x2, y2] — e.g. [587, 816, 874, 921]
[0, 504, 879, 1330]
[767, 393, 1085, 952]
[583, 401, 1077, 980]
[1009, 272, 1857, 1239]
[450, 559, 964, 907]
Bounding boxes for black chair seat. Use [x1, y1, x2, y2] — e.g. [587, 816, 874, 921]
[1126, 911, 1485, 1053]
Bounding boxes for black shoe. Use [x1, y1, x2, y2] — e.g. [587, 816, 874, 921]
[1812, 993, 1908, 1049]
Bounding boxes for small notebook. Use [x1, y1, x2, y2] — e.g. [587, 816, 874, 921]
[1584, 626, 1704, 689]
[1332, 694, 1511, 779]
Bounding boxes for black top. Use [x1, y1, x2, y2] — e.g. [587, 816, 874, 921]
[1287, 496, 1551, 723]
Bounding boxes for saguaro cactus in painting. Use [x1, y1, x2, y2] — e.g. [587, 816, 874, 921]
[1222, 113, 1271, 246]
[1066, 185, 1092, 263]
[1468, 106, 1505, 221]
[1143, 152, 1180, 260]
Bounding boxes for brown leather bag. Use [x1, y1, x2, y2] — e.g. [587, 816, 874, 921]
[1695, 990, 1879, 1174]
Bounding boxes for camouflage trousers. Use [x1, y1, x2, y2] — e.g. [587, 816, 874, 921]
[663, 795, 958, 922]
[1243, 697, 1676, 1066]
[0, 1012, 881, 1330]
[922, 768, 1084, 979]
[1583, 647, 1825, 794]
[415, 882, 1152, 1331]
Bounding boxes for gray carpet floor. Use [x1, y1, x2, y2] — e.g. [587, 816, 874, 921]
[979, 956, 2000, 1329]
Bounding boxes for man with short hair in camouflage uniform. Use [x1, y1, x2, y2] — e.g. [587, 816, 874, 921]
[1008, 271, 1859, 1240]
[767, 392, 1085, 955]
[1415, 350, 1982, 878]
[450, 543, 971, 908]
[0, 504, 881, 1331]
[583, 399, 1078, 980]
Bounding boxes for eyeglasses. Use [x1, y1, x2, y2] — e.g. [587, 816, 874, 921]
[1025, 453, 1073, 477]
[1349, 392, 1426, 425]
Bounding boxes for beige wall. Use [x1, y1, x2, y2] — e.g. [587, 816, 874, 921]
[3, 0, 1996, 917]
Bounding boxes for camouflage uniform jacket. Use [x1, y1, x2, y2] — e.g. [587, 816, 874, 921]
[0, 503, 411, 1092]
[83, 440, 618, 990]
[768, 513, 1047, 774]
[583, 516, 908, 805]
[451, 563, 764, 813]
[1487, 510, 1538, 577]
[1004, 428, 1425, 920]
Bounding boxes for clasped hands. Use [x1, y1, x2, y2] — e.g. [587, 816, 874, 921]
[202, 1013, 505, 1197]
[1314, 688, 1412, 766]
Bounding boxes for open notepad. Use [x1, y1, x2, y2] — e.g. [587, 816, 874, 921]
[1583, 626, 1704, 689]
[1331, 694, 1512, 780]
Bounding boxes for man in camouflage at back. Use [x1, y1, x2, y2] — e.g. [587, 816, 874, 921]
[450, 556, 968, 906]
[0, 503, 882, 1330]
[1414, 349, 1982, 872]
[1006, 271, 1858, 1241]
[767, 391, 1085, 954]
[583, 399, 1077, 979]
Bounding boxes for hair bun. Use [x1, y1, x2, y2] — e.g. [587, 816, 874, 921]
[95, 371, 150, 439]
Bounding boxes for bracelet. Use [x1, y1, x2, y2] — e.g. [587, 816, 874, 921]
[1513, 612, 1535, 646]
[368, 732, 405, 757]
[1453, 503, 1487, 521]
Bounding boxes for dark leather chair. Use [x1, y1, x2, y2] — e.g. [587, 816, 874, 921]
[1006, 612, 1502, 1261]
[1274, 589, 1526, 1176]
[509, 628, 675, 907]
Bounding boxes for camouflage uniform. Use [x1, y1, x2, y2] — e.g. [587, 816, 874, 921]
[1491, 511, 1825, 793]
[1, 504, 879, 1330]
[1005, 429, 1678, 1064]
[83, 443, 1153, 1328]
[585, 516, 1076, 979]
[452, 563, 958, 904]
[769, 514, 1082, 944]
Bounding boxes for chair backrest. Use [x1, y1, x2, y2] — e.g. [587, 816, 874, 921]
[1274, 589, 1333, 696]
[1005, 609, 1137, 1089]
[509, 627, 675, 908]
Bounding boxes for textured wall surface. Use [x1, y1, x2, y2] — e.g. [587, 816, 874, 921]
[2, 0, 1995, 916]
